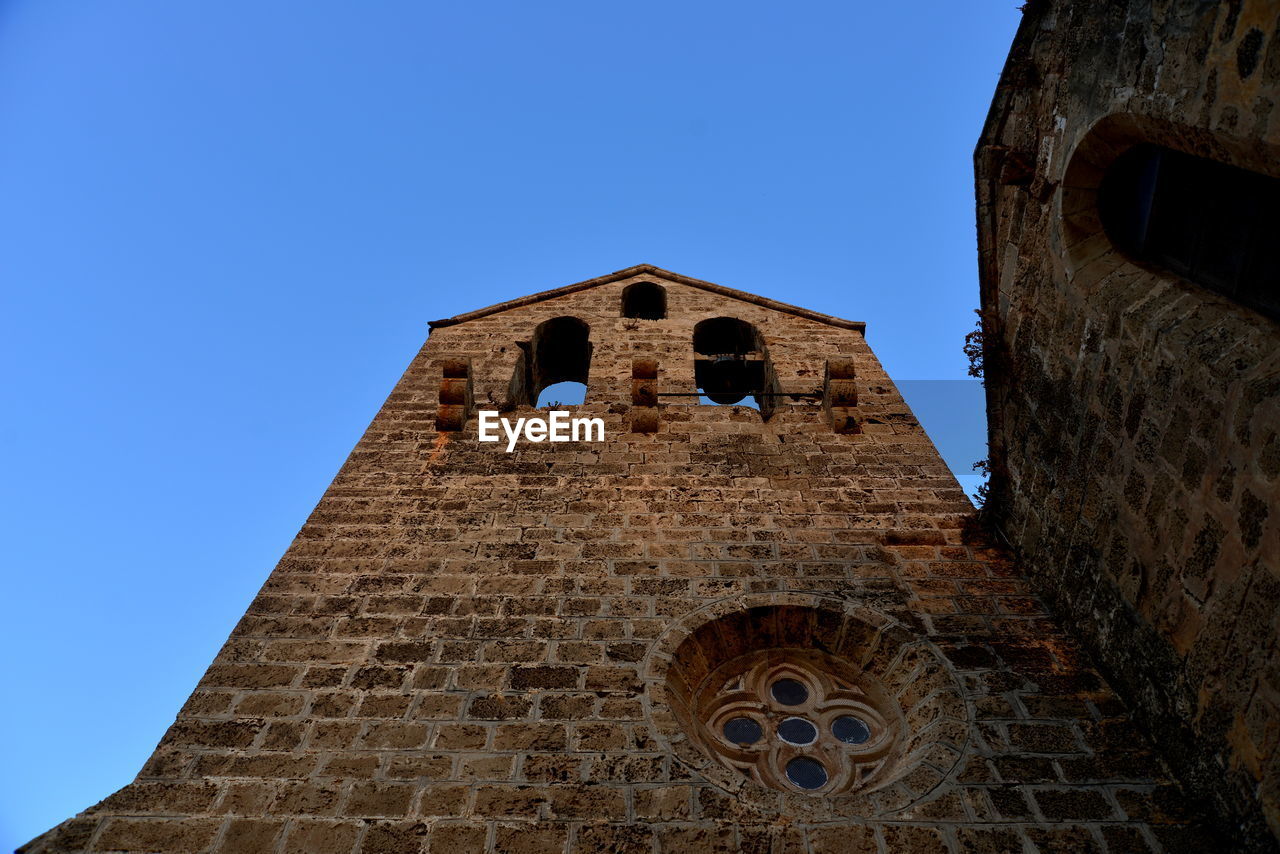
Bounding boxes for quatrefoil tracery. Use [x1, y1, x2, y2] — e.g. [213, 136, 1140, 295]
[695, 655, 900, 795]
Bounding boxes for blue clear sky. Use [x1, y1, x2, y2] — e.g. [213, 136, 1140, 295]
[0, 2, 1019, 846]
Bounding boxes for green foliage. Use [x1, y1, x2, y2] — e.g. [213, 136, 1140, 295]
[963, 309, 984, 381]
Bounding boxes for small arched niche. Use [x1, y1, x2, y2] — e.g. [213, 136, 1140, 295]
[621, 281, 667, 320]
[510, 316, 592, 407]
[692, 317, 775, 412]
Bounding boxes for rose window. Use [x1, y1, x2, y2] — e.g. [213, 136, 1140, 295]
[694, 653, 900, 795]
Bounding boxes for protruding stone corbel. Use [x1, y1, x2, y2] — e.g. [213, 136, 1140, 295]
[630, 357, 659, 433]
[824, 359, 859, 434]
[436, 358, 474, 432]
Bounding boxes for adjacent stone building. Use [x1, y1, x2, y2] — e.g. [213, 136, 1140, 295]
[24, 265, 1221, 852]
[976, 0, 1280, 850]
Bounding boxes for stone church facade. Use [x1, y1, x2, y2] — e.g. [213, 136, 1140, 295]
[24, 265, 1221, 852]
[22, 2, 1280, 852]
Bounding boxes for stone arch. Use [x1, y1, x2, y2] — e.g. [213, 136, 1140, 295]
[509, 316, 592, 406]
[691, 317, 779, 415]
[1058, 112, 1280, 300]
[621, 281, 667, 320]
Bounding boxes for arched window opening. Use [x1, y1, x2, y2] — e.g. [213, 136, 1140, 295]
[510, 316, 592, 407]
[622, 281, 667, 320]
[536, 381, 587, 408]
[692, 317, 769, 408]
[1099, 143, 1280, 321]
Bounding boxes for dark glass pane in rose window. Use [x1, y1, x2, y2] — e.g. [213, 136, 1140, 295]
[778, 717, 818, 745]
[785, 756, 828, 790]
[722, 717, 763, 745]
[770, 678, 808, 706]
[833, 715, 871, 744]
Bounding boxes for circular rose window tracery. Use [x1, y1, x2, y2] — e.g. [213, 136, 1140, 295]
[645, 596, 973, 815]
[693, 650, 902, 795]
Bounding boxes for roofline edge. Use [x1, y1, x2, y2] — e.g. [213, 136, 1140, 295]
[427, 264, 866, 334]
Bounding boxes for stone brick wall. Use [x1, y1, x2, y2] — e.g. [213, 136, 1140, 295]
[25, 267, 1213, 852]
[976, 2, 1280, 849]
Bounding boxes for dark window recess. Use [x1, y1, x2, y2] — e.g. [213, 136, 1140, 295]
[1099, 143, 1280, 321]
[621, 281, 667, 319]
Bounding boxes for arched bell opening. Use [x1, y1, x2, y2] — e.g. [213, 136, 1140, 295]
[692, 317, 777, 416]
[509, 316, 593, 407]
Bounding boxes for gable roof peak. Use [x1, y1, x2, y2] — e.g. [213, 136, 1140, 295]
[428, 264, 865, 333]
